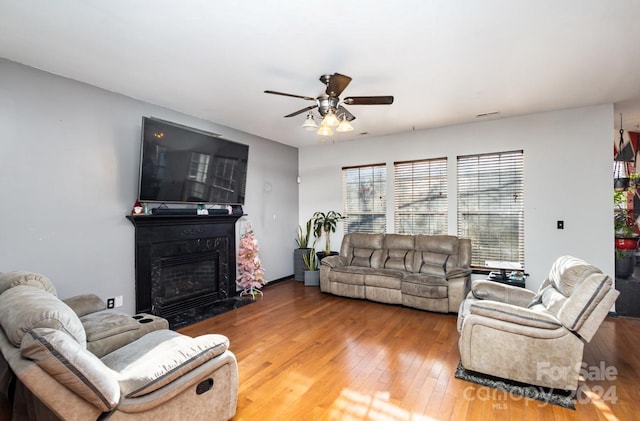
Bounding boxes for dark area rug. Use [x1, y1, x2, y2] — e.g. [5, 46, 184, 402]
[455, 361, 576, 409]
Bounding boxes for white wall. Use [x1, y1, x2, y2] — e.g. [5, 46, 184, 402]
[0, 59, 298, 313]
[299, 105, 614, 291]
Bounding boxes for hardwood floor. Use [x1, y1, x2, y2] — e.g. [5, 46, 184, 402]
[179, 280, 640, 420]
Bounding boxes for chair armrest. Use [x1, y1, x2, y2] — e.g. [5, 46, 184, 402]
[469, 300, 562, 329]
[446, 267, 472, 280]
[321, 255, 347, 268]
[471, 279, 535, 307]
[63, 294, 107, 317]
[102, 330, 230, 398]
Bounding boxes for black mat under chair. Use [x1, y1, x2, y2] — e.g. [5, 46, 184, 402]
[454, 361, 576, 409]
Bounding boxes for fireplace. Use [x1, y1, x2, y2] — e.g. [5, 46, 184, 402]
[127, 214, 242, 328]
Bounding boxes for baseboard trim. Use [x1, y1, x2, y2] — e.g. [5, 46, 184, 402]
[265, 275, 293, 287]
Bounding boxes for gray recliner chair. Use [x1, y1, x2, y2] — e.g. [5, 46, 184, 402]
[457, 256, 619, 391]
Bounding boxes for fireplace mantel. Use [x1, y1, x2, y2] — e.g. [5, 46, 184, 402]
[127, 214, 243, 228]
[127, 214, 242, 328]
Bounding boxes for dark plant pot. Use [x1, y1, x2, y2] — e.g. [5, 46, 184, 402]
[304, 270, 320, 286]
[614, 177, 630, 191]
[615, 253, 636, 279]
[293, 248, 311, 281]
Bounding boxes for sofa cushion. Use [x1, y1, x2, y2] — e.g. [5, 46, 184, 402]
[382, 234, 415, 271]
[101, 330, 230, 398]
[63, 293, 107, 317]
[21, 328, 120, 412]
[0, 285, 86, 347]
[81, 310, 141, 342]
[0, 271, 57, 296]
[547, 255, 601, 297]
[329, 266, 378, 285]
[345, 233, 385, 268]
[348, 233, 384, 249]
[401, 274, 448, 299]
[415, 234, 458, 253]
[383, 249, 414, 271]
[413, 255, 447, 277]
[364, 269, 404, 289]
[414, 235, 460, 272]
[383, 233, 415, 250]
[532, 286, 567, 318]
[350, 247, 379, 268]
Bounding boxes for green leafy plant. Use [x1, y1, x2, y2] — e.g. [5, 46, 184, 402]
[295, 219, 313, 248]
[312, 211, 345, 254]
[614, 190, 637, 238]
[302, 247, 318, 271]
[615, 248, 635, 259]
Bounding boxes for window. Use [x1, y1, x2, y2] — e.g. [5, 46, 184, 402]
[186, 152, 211, 200]
[188, 152, 211, 183]
[342, 164, 386, 233]
[394, 158, 447, 234]
[457, 150, 524, 268]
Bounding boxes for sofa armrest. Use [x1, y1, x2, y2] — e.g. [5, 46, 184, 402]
[469, 300, 562, 330]
[63, 294, 107, 317]
[445, 267, 471, 280]
[470, 280, 535, 307]
[321, 255, 347, 268]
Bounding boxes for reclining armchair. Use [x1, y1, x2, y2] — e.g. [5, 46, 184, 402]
[0, 271, 238, 420]
[457, 256, 619, 391]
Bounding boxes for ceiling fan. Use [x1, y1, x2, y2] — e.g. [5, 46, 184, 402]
[264, 73, 394, 135]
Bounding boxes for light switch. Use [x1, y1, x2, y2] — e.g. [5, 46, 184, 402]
[557, 220, 564, 229]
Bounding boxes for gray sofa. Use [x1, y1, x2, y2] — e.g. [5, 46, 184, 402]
[0, 271, 238, 421]
[320, 233, 472, 313]
[457, 256, 619, 391]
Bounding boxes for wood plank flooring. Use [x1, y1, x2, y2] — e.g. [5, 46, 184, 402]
[179, 280, 640, 421]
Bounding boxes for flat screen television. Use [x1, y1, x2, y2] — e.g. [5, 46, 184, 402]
[138, 117, 249, 205]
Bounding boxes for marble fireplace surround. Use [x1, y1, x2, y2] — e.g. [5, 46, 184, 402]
[127, 214, 242, 328]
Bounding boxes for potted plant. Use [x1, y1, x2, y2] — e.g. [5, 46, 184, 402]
[614, 189, 638, 278]
[302, 246, 320, 286]
[293, 219, 313, 282]
[312, 210, 345, 259]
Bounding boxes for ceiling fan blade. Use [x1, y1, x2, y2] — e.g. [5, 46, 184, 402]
[343, 96, 394, 105]
[325, 73, 352, 97]
[337, 105, 356, 121]
[284, 105, 318, 118]
[264, 90, 316, 101]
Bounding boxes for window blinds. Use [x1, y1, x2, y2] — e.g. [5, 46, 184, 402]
[342, 164, 387, 233]
[394, 158, 447, 235]
[457, 151, 524, 267]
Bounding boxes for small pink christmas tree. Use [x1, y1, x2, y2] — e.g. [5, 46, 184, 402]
[236, 222, 266, 299]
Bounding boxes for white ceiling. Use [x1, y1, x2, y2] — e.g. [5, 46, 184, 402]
[2, 0, 640, 148]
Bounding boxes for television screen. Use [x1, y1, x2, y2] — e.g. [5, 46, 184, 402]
[138, 117, 249, 204]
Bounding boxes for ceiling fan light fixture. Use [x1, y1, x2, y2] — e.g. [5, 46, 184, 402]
[336, 114, 354, 132]
[321, 110, 339, 127]
[265, 73, 394, 138]
[301, 112, 318, 130]
[317, 125, 333, 136]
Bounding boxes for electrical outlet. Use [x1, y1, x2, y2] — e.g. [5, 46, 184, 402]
[107, 298, 115, 309]
[114, 296, 123, 308]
